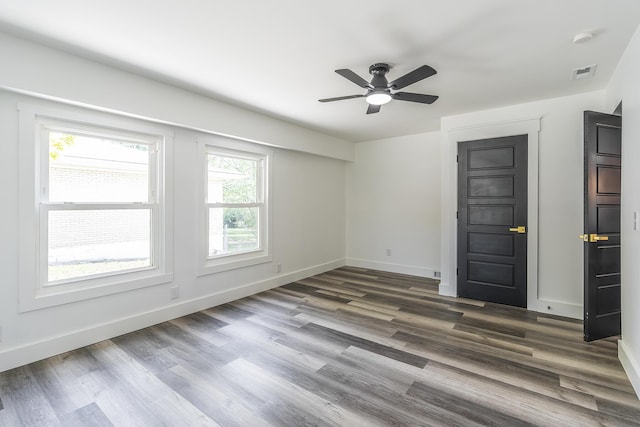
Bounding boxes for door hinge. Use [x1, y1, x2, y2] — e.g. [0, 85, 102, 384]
[456, 211, 459, 219]
[456, 155, 459, 163]
[456, 267, 459, 276]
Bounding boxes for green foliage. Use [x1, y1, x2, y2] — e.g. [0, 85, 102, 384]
[119, 142, 149, 152]
[223, 207, 257, 228]
[208, 154, 258, 228]
[209, 156, 256, 202]
[49, 133, 76, 160]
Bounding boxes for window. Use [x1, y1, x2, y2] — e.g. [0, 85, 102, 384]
[19, 104, 173, 311]
[199, 138, 271, 274]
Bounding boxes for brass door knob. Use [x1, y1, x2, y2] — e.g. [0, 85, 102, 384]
[509, 226, 526, 234]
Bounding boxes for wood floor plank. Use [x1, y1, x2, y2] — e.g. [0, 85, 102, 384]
[169, 316, 232, 347]
[447, 326, 535, 356]
[222, 358, 374, 427]
[296, 303, 400, 338]
[419, 361, 613, 426]
[0, 366, 60, 426]
[317, 361, 486, 427]
[406, 380, 533, 426]
[157, 365, 263, 427]
[29, 356, 95, 418]
[560, 375, 640, 404]
[1, 266, 638, 426]
[58, 402, 115, 427]
[302, 322, 430, 368]
[87, 340, 216, 427]
[397, 331, 602, 411]
[595, 397, 640, 425]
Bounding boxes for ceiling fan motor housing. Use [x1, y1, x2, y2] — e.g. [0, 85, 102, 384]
[369, 63, 390, 88]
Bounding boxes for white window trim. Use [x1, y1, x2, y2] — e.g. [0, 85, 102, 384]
[18, 103, 174, 312]
[197, 135, 272, 275]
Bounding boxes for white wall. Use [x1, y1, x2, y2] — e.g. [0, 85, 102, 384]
[440, 91, 605, 319]
[0, 34, 349, 371]
[0, 31, 353, 161]
[346, 133, 441, 278]
[605, 24, 640, 397]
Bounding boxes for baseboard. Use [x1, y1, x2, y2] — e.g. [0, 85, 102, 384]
[0, 258, 345, 373]
[438, 282, 456, 297]
[619, 339, 640, 399]
[345, 258, 438, 279]
[536, 299, 583, 320]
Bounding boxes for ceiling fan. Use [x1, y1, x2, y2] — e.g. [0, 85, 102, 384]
[318, 63, 438, 114]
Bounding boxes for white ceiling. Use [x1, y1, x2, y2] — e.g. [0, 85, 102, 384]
[1, 0, 639, 142]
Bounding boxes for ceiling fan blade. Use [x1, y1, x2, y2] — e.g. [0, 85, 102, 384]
[366, 104, 381, 114]
[388, 65, 437, 90]
[318, 94, 365, 103]
[335, 69, 371, 88]
[392, 92, 439, 104]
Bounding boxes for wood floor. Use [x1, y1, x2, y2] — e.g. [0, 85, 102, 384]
[1, 267, 639, 426]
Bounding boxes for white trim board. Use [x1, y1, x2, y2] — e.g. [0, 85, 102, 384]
[346, 258, 439, 279]
[619, 339, 640, 399]
[537, 299, 582, 320]
[0, 259, 345, 373]
[440, 117, 544, 312]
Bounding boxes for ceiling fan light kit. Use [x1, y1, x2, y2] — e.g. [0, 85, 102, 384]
[319, 62, 438, 114]
[366, 90, 392, 105]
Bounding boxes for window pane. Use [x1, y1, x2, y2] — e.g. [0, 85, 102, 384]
[208, 207, 259, 256]
[48, 209, 151, 282]
[48, 131, 150, 202]
[207, 154, 257, 203]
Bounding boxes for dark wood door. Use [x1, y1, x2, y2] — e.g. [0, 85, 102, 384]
[458, 135, 528, 307]
[583, 111, 621, 341]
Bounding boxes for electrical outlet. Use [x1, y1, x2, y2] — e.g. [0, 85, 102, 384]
[170, 286, 179, 300]
[276, 263, 282, 273]
[386, 249, 391, 256]
[434, 271, 441, 278]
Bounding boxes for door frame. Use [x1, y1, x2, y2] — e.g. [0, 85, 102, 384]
[441, 117, 542, 312]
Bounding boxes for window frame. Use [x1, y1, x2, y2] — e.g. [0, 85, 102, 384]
[18, 103, 173, 311]
[198, 136, 272, 275]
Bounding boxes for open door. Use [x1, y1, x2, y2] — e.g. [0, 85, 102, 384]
[582, 110, 621, 341]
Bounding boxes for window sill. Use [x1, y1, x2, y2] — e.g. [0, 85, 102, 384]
[19, 272, 173, 312]
[197, 253, 272, 276]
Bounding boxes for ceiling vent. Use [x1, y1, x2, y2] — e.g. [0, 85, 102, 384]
[572, 64, 597, 80]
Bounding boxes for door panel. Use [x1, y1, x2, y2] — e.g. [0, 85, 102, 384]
[596, 126, 621, 155]
[583, 111, 621, 341]
[458, 135, 528, 307]
[468, 261, 514, 286]
[596, 285, 621, 314]
[597, 167, 621, 193]
[468, 147, 514, 169]
[468, 233, 514, 256]
[468, 205, 514, 225]
[469, 176, 514, 197]
[596, 247, 620, 274]
[597, 206, 620, 232]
